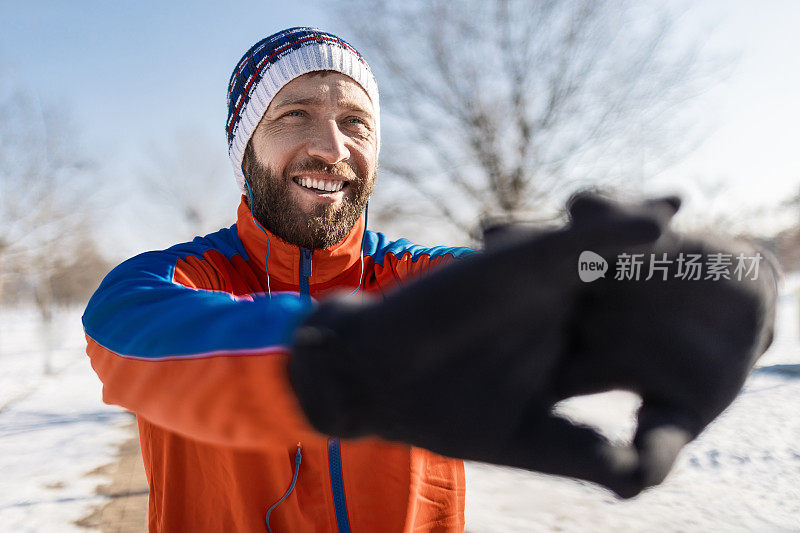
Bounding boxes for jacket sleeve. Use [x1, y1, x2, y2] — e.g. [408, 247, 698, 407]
[82, 243, 320, 450]
[364, 233, 477, 292]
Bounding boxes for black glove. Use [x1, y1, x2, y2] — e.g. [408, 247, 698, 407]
[289, 193, 680, 496]
[556, 231, 778, 495]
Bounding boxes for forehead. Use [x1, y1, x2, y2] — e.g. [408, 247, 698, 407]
[268, 71, 374, 115]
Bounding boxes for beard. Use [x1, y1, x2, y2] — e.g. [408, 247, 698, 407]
[243, 146, 374, 250]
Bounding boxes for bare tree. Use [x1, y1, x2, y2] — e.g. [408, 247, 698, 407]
[331, 0, 722, 241]
[763, 186, 800, 271]
[0, 86, 102, 372]
[136, 127, 240, 244]
[0, 90, 98, 319]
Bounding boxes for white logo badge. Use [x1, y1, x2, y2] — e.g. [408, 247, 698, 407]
[578, 251, 608, 282]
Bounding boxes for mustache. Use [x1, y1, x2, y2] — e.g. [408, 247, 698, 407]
[285, 159, 361, 182]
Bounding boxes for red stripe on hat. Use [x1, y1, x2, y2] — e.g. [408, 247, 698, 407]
[227, 35, 365, 143]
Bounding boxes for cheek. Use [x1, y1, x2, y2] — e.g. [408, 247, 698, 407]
[252, 132, 302, 170]
[353, 143, 378, 178]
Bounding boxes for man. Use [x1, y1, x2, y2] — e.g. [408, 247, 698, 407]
[84, 27, 776, 532]
[84, 27, 473, 532]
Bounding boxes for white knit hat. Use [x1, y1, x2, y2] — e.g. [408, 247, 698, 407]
[225, 27, 380, 191]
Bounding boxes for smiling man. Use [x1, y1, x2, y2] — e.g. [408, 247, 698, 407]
[83, 28, 474, 532]
[83, 27, 777, 533]
[243, 70, 377, 250]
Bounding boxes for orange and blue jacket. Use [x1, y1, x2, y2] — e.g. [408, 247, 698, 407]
[83, 197, 475, 532]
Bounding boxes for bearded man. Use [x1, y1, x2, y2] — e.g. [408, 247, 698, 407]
[84, 27, 777, 533]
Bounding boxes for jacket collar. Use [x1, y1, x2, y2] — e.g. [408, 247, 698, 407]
[235, 196, 365, 285]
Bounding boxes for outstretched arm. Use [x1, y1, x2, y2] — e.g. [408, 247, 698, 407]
[83, 243, 319, 449]
[289, 194, 777, 498]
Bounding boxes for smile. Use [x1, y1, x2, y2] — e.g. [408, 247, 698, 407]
[293, 176, 347, 193]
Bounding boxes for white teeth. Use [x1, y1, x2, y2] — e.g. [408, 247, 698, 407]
[295, 176, 344, 193]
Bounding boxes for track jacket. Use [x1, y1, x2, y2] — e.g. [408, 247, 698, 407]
[83, 197, 474, 532]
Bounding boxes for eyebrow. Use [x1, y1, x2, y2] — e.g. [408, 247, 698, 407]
[270, 95, 373, 117]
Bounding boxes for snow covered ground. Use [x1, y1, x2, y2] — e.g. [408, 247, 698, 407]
[0, 308, 129, 532]
[0, 282, 797, 532]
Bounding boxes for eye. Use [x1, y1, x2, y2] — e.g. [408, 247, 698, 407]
[346, 116, 372, 130]
[281, 110, 305, 119]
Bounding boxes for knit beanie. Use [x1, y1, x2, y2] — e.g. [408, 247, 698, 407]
[226, 27, 380, 191]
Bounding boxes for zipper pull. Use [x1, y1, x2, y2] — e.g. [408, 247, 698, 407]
[265, 442, 304, 533]
[300, 248, 313, 278]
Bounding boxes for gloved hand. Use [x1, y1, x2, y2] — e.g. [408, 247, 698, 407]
[289, 193, 681, 496]
[556, 230, 778, 496]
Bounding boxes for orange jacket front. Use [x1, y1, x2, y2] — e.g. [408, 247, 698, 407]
[83, 198, 475, 532]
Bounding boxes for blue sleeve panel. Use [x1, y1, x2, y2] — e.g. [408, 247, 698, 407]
[363, 230, 476, 266]
[82, 226, 312, 360]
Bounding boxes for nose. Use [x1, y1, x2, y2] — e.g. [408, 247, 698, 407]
[307, 119, 350, 165]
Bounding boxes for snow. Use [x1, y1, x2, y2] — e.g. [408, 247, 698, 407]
[0, 283, 798, 532]
[0, 308, 129, 532]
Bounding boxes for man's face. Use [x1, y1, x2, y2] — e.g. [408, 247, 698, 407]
[244, 71, 378, 250]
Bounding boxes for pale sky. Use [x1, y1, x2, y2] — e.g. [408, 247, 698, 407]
[650, 0, 800, 232]
[1, 1, 799, 252]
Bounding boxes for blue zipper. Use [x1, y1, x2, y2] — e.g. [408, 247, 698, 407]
[328, 438, 351, 532]
[299, 248, 313, 304]
[298, 247, 351, 532]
